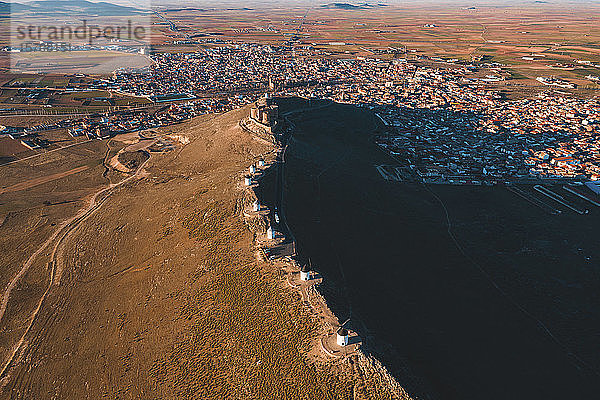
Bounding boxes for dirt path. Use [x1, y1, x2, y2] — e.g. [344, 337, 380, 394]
[0, 140, 94, 167]
[0, 153, 152, 378]
[0, 165, 89, 195]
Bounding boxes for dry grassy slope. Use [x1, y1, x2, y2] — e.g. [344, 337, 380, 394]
[0, 106, 404, 400]
[0, 138, 113, 368]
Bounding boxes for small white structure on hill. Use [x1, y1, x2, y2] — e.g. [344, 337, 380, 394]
[252, 200, 260, 212]
[336, 327, 349, 347]
[300, 264, 310, 281]
[266, 226, 275, 239]
[244, 176, 252, 186]
[258, 159, 265, 167]
[249, 165, 256, 174]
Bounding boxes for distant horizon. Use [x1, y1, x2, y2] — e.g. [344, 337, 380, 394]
[7, 0, 600, 7]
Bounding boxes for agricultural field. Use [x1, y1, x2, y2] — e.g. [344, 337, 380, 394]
[9, 50, 152, 75]
[154, 2, 600, 90]
[0, 137, 29, 163]
[0, 86, 150, 112]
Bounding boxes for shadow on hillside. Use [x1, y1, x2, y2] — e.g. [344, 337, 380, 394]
[266, 97, 600, 400]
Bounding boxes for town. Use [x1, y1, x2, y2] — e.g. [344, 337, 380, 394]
[2, 42, 599, 183]
[4, 3, 600, 400]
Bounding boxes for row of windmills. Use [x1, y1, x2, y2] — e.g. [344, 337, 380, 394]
[243, 159, 278, 241]
[242, 159, 316, 280]
[244, 160, 266, 187]
[241, 158, 351, 350]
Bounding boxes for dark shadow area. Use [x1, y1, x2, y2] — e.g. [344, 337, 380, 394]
[347, 334, 362, 346]
[252, 117, 296, 260]
[271, 97, 600, 400]
[0, 156, 16, 164]
[310, 271, 322, 280]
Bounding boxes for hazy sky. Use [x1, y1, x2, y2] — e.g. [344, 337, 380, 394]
[14, 0, 600, 8]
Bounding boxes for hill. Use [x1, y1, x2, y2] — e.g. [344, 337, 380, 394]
[320, 3, 388, 10]
[0, 105, 408, 399]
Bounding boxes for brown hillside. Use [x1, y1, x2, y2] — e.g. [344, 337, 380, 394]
[0, 106, 406, 399]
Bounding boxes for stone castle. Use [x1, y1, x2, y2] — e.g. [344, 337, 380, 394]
[249, 93, 279, 134]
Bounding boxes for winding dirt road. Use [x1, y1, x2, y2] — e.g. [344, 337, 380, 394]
[0, 153, 151, 378]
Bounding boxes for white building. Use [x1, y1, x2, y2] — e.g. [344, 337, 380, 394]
[300, 265, 310, 281]
[336, 327, 349, 346]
